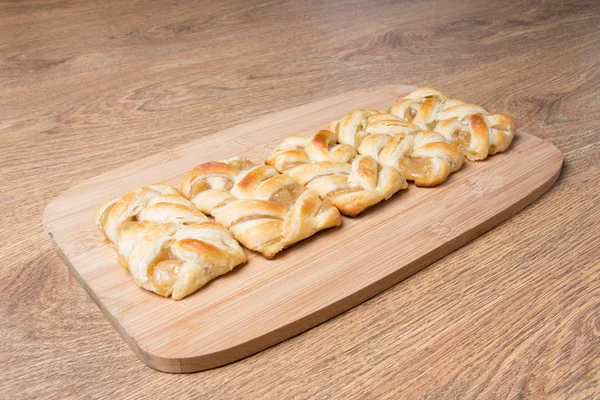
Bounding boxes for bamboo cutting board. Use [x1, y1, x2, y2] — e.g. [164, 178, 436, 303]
[43, 85, 563, 373]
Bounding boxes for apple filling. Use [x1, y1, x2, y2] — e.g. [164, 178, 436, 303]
[149, 249, 183, 296]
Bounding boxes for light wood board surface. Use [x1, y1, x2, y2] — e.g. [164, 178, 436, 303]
[2, 0, 599, 397]
[43, 85, 562, 372]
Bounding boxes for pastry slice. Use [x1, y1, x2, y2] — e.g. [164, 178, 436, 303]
[95, 184, 246, 300]
[327, 109, 379, 148]
[265, 129, 406, 217]
[434, 104, 516, 161]
[328, 109, 420, 148]
[389, 88, 463, 130]
[389, 88, 516, 160]
[181, 158, 341, 258]
[329, 110, 463, 187]
[359, 130, 464, 187]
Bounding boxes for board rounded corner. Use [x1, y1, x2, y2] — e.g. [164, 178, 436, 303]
[134, 344, 235, 374]
[539, 138, 564, 186]
[134, 346, 188, 374]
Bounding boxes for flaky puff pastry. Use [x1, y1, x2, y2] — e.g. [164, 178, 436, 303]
[181, 158, 341, 259]
[329, 110, 464, 187]
[95, 184, 246, 300]
[328, 110, 420, 148]
[389, 88, 516, 161]
[265, 129, 406, 217]
[389, 88, 463, 130]
[434, 104, 516, 161]
[359, 130, 464, 187]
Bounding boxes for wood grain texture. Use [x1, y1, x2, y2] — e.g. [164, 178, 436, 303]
[1, 0, 599, 397]
[42, 85, 562, 373]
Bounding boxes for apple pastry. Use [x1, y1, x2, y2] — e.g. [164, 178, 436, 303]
[265, 129, 407, 216]
[181, 157, 341, 258]
[389, 88, 516, 160]
[434, 104, 516, 161]
[359, 129, 464, 187]
[389, 87, 463, 130]
[328, 109, 420, 148]
[327, 110, 463, 187]
[95, 184, 246, 300]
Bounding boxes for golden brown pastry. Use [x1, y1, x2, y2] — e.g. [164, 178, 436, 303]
[434, 104, 516, 161]
[362, 112, 422, 136]
[359, 130, 464, 187]
[181, 158, 341, 258]
[95, 184, 246, 300]
[327, 109, 377, 148]
[389, 88, 463, 130]
[328, 110, 463, 187]
[328, 109, 421, 147]
[389, 87, 516, 160]
[265, 129, 406, 216]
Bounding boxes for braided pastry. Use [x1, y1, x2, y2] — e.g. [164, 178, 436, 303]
[359, 130, 464, 187]
[95, 184, 246, 300]
[328, 110, 462, 186]
[181, 157, 341, 259]
[327, 109, 376, 148]
[265, 129, 406, 217]
[434, 104, 516, 161]
[328, 110, 421, 147]
[390, 88, 516, 160]
[389, 88, 463, 130]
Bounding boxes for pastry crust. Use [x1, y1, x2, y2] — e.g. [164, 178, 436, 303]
[434, 104, 516, 161]
[329, 110, 463, 187]
[360, 130, 464, 187]
[95, 184, 246, 300]
[326, 109, 379, 148]
[390, 88, 516, 160]
[265, 130, 406, 216]
[327, 109, 421, 147]
[181, 158, 341, 258]
[389, 88, 463, 130]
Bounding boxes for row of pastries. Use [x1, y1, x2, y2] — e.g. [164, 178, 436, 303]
[95, 88, 516, 299]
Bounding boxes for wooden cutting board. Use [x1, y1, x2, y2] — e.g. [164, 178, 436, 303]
[43, 85, 563, 373]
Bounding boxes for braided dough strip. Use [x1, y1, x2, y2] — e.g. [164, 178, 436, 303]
[435, 104, 516, 161]
[181, 157, 341, 259]
[389, 87, 516, 161]
[95, 184, 246, 300]
[328, 110, 464, 187]
[265, 129, 407, 216]
[389, 87, 463, 130]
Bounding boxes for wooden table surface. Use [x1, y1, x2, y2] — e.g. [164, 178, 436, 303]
[1, 0, 598, 398]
